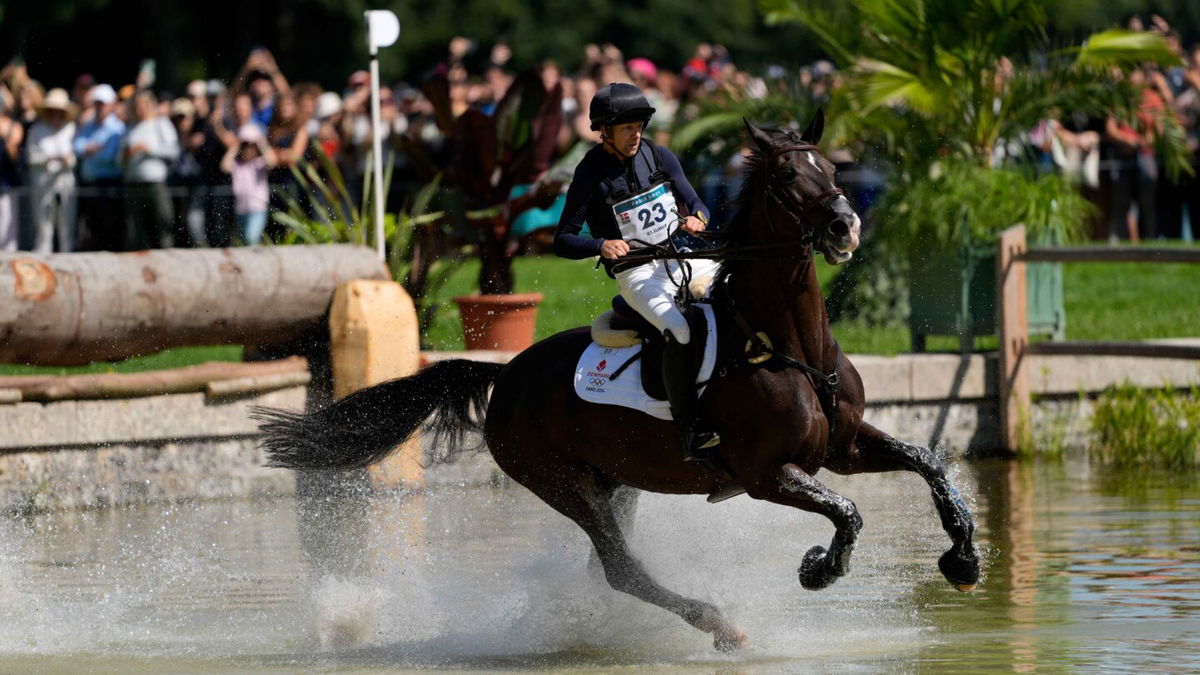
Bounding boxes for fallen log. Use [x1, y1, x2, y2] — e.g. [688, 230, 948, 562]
[205, 370, 312, 398]
[0, 245, 387, 366]
[0, 356, 308, 402]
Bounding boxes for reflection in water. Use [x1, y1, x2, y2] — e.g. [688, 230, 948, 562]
[0, 456, 1196, 672]
[932, 458, 1200, 672]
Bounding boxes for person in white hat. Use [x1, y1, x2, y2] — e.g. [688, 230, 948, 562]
[73, 83, 126, 250]
[311, 92, 343, 160]
[25, 87, 78, 252]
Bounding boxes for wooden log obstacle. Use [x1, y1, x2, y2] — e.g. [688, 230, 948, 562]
[0, 245, 424, 488]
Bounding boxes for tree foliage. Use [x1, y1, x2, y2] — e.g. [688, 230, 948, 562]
[764, 0, 1185, 173]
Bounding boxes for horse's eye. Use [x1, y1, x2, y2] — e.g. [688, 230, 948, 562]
[780, 167, 797, 180]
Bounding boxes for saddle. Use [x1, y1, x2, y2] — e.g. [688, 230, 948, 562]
[599, 296, 710, 401]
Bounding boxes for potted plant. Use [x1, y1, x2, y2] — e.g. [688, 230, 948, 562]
[765, 0, 1190, 350]
[420, 68, 565, 350]
[884, 161, 1085, 350]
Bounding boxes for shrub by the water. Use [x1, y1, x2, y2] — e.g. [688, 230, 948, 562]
[1089, 383, 1200, 469]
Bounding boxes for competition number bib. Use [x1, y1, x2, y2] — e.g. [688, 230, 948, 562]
[612, 182, 675, 245]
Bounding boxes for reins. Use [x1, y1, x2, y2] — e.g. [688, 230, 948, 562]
[694, 141, 850, 432]
[602, 138, 846, 435]
[612, 142, 841, 266]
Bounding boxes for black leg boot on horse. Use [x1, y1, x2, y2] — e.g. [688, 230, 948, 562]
[662, 330, 720, 462]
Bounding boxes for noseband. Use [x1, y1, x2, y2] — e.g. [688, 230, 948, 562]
[762, 143, 844, 241]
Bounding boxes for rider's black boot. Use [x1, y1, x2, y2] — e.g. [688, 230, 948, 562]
[662, 330, 720, 462]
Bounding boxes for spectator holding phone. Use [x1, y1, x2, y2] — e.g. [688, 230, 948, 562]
[221, 125, 277, 245]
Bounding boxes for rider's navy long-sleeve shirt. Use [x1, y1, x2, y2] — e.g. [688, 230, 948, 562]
[553, 140, 708, 274]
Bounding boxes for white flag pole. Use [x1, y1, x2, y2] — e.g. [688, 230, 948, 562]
[364, 11, 400, 261]
[368, 49, 385, 260]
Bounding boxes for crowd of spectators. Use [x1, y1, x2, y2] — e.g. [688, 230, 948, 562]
[0, 22, 1197, 255]
[1025, 17, 1200, 242]
[0, 41, 777, 254]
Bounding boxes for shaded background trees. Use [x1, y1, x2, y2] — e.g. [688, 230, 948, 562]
[4, 0, 762, 91]
[5, 0, 1200, 92]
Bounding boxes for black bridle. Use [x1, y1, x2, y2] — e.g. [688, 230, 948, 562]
[760, 143, 845, 239]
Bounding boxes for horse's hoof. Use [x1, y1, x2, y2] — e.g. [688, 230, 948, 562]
[938, 547, 980, 591]
[799, 545, 834, 590]
[713, 626, 749, 653]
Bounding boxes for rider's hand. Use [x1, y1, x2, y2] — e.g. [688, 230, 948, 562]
[680, 216, 706, 234]
[600, 239, 630, 260]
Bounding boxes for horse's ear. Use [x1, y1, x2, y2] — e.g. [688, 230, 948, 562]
[743, 118, 774, 154]
[801, 108, 825, 144]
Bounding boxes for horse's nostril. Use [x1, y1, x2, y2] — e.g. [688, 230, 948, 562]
[829, 220, 850, 238]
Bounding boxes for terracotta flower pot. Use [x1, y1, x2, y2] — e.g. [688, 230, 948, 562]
[453, 292, 543, 351]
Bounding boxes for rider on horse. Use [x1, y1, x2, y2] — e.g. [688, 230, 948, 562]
[553, 82, 718, 462]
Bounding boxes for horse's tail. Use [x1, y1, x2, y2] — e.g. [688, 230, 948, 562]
[253, 359, 502, 470]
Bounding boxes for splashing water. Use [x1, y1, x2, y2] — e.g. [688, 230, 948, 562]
[1, 457, 1197, 672]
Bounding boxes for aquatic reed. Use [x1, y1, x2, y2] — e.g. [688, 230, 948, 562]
[1089, 383, 1200, 469]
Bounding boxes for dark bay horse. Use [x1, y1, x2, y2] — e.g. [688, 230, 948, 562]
[256, 112, 980, 652]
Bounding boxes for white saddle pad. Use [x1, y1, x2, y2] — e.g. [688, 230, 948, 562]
[573, 303, 717, 421]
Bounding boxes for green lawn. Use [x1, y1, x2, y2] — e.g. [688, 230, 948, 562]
[1062, 261, 1200, 341]
[825, 260, 1200, 355]
[422, 255, 1200, 354]
[3, 253, 1197, 374]
[0, 345, 244, 377]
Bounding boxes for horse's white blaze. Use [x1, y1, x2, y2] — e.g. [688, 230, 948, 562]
[807, 151, 823, 174]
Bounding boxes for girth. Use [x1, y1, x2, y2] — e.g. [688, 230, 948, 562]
[713, 294, 842, 437]
[605, 297, 710, 401]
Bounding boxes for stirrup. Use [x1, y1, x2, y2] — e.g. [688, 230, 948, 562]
[707, 482, 746, 504]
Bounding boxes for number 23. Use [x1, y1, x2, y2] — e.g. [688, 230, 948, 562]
[637, 203, 667, 229]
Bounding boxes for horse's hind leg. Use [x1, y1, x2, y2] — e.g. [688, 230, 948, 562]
[763, 463, 863, 590]
[587, 484, 639, 579]
[828, 422, 980, 591]
[508, 461, 746, 652]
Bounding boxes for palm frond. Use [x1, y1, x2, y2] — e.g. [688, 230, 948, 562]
[851, 58, 942, 115]
[1072, 30, 1182, 69]
[671, 110, 747, 153]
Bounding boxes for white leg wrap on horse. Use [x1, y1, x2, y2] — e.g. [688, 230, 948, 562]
[615, 260, 691, 344]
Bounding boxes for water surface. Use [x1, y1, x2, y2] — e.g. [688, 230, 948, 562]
[1, 457, 1196, 672]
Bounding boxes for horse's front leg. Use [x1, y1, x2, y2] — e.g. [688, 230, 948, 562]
[758, 463, 863, 590]
[826, 422, 980, 591]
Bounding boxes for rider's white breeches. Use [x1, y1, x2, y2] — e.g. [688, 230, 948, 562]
[615, 259, 692, 344]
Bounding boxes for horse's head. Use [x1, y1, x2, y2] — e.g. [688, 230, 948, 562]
[742, 111, 861, 264]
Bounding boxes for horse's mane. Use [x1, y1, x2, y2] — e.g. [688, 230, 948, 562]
[726, 128, 802, 243]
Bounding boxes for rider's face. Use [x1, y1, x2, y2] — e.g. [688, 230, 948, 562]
[606, 121, 643, 157]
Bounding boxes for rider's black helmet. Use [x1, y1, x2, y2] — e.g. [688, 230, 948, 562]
[589, 82, 656, 131]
